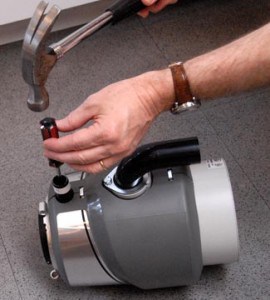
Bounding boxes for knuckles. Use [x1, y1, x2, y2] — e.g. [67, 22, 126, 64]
[99, 123, 119, 144]
[87, 166, 100, 174]
[71, 133, 84, 151]
[65, 113, 77, 130]
[115, 141, 133, 156]
[85, 163, 104, 174]
[76, 152, 88, 165]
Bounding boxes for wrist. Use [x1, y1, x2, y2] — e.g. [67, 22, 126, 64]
[138, 68, 175, 116]
[183, 60, 199, 100]
[154, 68, 176, 112]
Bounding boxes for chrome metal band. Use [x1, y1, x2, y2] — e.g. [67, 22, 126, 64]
[57, 210, 121, 286]
[40, 198, 57, 269]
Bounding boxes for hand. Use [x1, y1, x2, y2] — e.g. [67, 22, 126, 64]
[138, 0, 178, 18]
[43, 69, 174, 173]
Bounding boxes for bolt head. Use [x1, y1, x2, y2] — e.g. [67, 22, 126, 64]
[104, 177, 112, 186]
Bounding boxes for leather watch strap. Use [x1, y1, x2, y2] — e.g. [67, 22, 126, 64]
[169, 62, 201, 113]
[169, 62, 193, 103]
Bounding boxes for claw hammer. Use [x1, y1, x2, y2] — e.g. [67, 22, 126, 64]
[22, 0, 146, 112]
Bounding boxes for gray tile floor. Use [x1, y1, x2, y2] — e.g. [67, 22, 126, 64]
[0, 0, 269, 299]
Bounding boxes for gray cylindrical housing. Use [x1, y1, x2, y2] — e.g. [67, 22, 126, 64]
[87, 167, 203, 289]
[44, 167, 203, 289]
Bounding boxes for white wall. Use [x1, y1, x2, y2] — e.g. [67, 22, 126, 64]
[0, 0, 96, 25]
[0, 0, 113, 45]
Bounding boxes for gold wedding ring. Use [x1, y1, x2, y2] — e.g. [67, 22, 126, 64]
[99, 160, 107, 171]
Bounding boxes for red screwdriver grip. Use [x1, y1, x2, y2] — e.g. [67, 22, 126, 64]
[40, 118, 59, 140]
[40, 117, 63, 168]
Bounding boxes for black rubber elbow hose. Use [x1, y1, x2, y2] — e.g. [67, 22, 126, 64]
[114, 137, 201, 190]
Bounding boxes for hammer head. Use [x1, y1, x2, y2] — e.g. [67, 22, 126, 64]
[22, 1, 61, 112]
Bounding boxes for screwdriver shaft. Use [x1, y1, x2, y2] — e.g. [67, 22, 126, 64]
[57, 167, 61, 176]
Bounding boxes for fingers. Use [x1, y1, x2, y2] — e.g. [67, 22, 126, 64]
[44, 145, 110, 166]
[149, 0, 178, 13]
[141, 0, 158, 6]
[138, 0, 178, 17]
[148, 1, 169, 13]
[137, 8, 150, 18]
[44, 124, 103, 153]
[68, 154, 124, 174]
[56, 97, 96, 132]
[138, 0, 158, 17]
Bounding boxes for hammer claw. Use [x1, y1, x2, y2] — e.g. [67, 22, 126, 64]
[31, 5, 61, 50]
[24, 1, 48, 46]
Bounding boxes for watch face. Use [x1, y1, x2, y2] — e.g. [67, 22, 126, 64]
[172, 99, 201, 114]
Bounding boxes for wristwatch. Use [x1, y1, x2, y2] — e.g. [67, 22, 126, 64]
[169, 62, 201, 114]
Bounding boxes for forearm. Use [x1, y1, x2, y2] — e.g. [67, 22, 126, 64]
[184, 22, 270, 100]
[148, 22, 270, 113]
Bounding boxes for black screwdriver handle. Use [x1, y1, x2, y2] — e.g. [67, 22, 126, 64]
[40, 117, 63, 168]
[107, 0, 147, 24]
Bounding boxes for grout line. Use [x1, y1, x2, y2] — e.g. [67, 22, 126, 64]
[202, 110, 270, 211]
[138, 17, 171, 65]
[0, 232, 24, 300]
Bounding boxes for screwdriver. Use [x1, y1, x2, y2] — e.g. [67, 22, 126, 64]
[40, 117, 63, 176]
